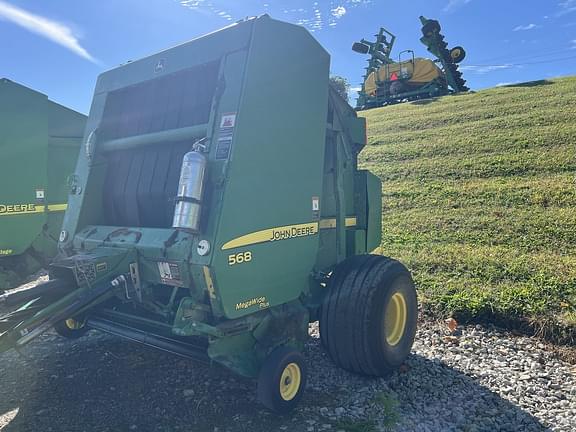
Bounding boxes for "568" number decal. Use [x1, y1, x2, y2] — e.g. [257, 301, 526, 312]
[228, 251, 252, 266]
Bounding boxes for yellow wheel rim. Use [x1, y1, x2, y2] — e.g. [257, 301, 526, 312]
[65, 318, 84, 330]
[451, 49, 462, 59]
[384, 292, 407, 346]
[279, 362, 301, 401]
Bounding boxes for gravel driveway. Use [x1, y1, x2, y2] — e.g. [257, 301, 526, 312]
[1, 313, 574, 432]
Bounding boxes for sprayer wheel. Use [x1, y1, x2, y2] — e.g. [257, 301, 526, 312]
[421, 20, 441, 36]
[257, 346, 307, 414]
[54, 318, 89, 339]
[320, 255, 417, 376]
[450, 46, 466, 63]
[389, 81, 407, 97]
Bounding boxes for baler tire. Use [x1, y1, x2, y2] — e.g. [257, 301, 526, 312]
[54, 318, 88, 339]
[257, 346, 307, 414]
[320, 255, 417, 376]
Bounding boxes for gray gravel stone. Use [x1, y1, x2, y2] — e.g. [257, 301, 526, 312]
[306, 319, 574, 431]
[0, 299, 574, 431]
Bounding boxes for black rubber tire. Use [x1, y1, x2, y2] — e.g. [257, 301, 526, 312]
[389, 81, 407, 97]
[450, 46, 466, 63]
[54, 318, 89, 339]
[352, 42, 370, 54]
[320, 255, 417, 376]
[421, 20, 441, 36]
[257, 346, 307, 414]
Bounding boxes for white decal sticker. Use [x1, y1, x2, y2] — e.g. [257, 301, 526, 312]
[312, 197, 320, 212]
[154, 59, 165, 73]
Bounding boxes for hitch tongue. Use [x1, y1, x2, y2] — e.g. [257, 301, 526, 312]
[0, 279, 117, 354]
[0, 280, 72, 309]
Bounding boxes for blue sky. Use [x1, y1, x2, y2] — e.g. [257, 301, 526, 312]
[1, 0, 575, 113]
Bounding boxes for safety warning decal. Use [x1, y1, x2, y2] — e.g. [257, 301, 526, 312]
[158, 261, 184, 287]
[220, 113, 237, 129]
[216, 113, 237, 160]
[215, 137, 233, 160]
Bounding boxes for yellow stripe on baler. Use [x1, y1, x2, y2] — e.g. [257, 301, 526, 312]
[221, 217, 357, 250]
[0, 203, 67, 217]
[47, 204, 68, 212]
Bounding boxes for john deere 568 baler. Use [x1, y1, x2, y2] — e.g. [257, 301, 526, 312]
[0, 79, 85, 292]
[0, 16, 417, 413]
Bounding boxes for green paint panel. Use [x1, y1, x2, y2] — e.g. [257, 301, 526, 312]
[0, 79, 85, 288]
[365, 171, 383, 252]
[0, 79, 48, 256]
[212, 18, 330, 318]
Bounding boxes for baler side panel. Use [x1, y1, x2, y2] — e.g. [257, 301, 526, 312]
[213, 18, 331, 319]
[315, 90, 370, 271]
[365, 171, 382, 252]
[0, 80, 85, 290]
[0, 81, 48, 257]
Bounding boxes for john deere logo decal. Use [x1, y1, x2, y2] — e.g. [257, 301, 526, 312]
[154, 59, 165, 73]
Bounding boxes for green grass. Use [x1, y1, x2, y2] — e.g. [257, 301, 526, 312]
[373, 392, 400, 430]
[332, 393, 399, 432]
[360, 77, 576, 341]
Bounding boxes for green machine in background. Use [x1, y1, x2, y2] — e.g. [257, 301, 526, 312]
[0, 16, 418, 413]
[353, 16, 469, 110]
[0, 79, 86, 292]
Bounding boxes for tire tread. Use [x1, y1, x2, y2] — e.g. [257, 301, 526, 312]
[321, 255, 416, 376]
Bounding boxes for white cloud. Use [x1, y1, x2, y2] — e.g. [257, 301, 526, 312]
[344, 0, 372, 5]
[331, 6, 347, 19]
[513, 23, 540, 31]
[444, 0, 473, 12]
[0, 1, 96, 63]
[559, 0, 576, 15]
[179, 0, 371, 32]
[460, 64, 515, 74]
[179, 0, 233, 20]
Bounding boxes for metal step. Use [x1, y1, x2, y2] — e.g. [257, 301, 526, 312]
[87, 315, 210, 363]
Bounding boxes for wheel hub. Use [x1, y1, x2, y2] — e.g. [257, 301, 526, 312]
[279, 362, 301, 401]
[65, 318, 85, 330]
[384, 292, 407, 346]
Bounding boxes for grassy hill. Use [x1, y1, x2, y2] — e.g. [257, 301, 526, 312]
[360, 77, 576, 343]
